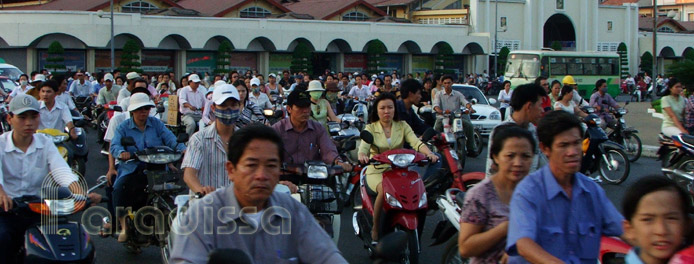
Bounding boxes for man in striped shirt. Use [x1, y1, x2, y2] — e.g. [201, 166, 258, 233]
[182, 84, 240, 195]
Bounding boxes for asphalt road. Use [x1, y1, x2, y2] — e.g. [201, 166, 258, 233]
[75, 125, 663, 264]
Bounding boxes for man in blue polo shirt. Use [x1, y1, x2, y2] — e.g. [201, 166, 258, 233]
[506, 110, 624, 264]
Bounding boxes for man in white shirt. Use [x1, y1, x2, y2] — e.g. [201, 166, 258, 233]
[37, 80, 77, 140]
[248, 77, 273, 110]
[179, 74, 206, 137]
[0, 94, 98, 264]
[117, 72, 140, 105]
[347, 75, 371, 100]
[54, 75, 77, 113]
[68, 71, 92, 98]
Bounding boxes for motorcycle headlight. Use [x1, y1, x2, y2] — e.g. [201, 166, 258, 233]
[138, 153, 183, 164]
[328, 123, 341, 133]
[263, 109, 274, 117]
[418, 192, 427, 208]
[307, 165, 328, 179]
[387, 154, 415, 168]
[44, 199, 75, 216]
[489, 111, 501, 120]
[385, 193, 403, 208]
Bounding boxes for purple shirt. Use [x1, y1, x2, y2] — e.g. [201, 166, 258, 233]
[460, 178, 509, 264]
[272, 118, 339, 165]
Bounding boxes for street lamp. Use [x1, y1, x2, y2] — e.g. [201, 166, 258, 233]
[97, 0, 115, 72]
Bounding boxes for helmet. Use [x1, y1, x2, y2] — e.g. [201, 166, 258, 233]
[562, 75, 576, 85]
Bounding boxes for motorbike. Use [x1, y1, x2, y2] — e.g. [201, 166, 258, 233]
[328, 114, 362, 205]
[98, 101, 122, 155]
[73, 96, 93, 122]
[660, 168, 694, 213]
[0, 101, 11, 133]
[111, 135, 188, 260]
[580, 109, 630, 184]
[36, 127, 87, 178]
[1, 176, 109, 264]
[485, 79, 502, 96]
[282, 161, 344, 245]
[352, 130, 430, 263]
[659, 133, 694, 175]
[606, 102, 642, 162]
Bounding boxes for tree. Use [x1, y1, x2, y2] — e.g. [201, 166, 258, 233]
[119, 39, 142, 73]
[45, 41, 66, 72]
[434, 42, 455, 76]
[498, 47, 510, 75]
[290, 41, 312, 75]
[550, 41, 562, 51]
[214, 40, 233, 75]
[618, 43, 628, 79]
[639, 52, 653, 76]
[366, 39, 386, 74]
[684, 49, 694, 61]
[666, 60, 694, 88]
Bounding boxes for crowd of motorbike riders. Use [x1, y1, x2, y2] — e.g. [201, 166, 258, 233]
[0, 67, 692, 264]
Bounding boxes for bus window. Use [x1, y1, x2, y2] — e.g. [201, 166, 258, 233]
[584, 63, 598, 75]
[551, 63, 567, 75]
[599, 64, 614, 75]
[567, 63, 583, 75]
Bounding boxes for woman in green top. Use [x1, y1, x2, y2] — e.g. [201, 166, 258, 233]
[661, 78, 687, 137]
[306, 80, 339, 132]
[357, 93, 439, 243]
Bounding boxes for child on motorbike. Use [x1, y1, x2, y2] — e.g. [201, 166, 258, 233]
[622, 176, 692, 264]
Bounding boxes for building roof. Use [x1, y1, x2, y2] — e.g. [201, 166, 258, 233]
[638, 16, 692, 32]
[282, 0, 386, 20]
[600, 0, 638, 6]
[2, 0, 181, 11]
[178, 0, 290, 17]
[365, 0, 416, 7]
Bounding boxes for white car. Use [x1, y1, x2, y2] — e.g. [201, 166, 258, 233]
[451, 84, 502, 136]
[0, 63, 23, 81]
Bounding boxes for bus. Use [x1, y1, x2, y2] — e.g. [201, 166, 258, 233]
[503, 50, 621, 99]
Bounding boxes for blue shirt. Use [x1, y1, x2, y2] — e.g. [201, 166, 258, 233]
[110, 116, 185, 179]
[506, 165, 624, 264]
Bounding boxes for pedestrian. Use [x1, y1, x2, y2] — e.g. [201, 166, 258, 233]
[506, 110, 624, 263]
[498, 81, 512, 121]
[622, 176, 692, 264]
[458, 124, 535, 264]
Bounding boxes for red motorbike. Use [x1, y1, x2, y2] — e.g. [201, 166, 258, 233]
[599, 236, 631, 263]
[352, 130, 430, 264]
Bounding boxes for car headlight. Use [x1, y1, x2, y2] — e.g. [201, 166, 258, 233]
[307, 165, 328, 179]
[387, 154, 415, 168]
[489, 110, 501, 120]
[138, 153, 183, 164]
[418, 192, 427, 208]
[385, 193, 402, 208]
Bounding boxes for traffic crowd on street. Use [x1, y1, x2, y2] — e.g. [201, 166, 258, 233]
[0, 65, 692, 264]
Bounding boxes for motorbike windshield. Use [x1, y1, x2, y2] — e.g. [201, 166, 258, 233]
[504, 54, 540, 79]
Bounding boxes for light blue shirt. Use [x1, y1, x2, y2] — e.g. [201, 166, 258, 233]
[506, 165, 624, 264]
[625, 248, 645, 264]
[69, 79, 92, 97]
[110, 116, 185, 180]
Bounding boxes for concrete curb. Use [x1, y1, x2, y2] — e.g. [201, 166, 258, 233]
[642, 145, 659, 158]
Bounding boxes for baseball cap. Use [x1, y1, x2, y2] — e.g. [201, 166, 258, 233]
[126, 72, 140, 80]
[213, 84, 240, 105]
[104, 73, 114, 82]
[32, 74, 46, 83]
[213, 80, 227, 88]
[250, 78, 261, 87]
[188, 74, 201, 83]
[287, 89, 311, 107]
[9, 94, 40, 115]
[268, 73, 277, 78]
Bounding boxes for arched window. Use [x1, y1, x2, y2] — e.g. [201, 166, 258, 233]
[240, 7, 272, 18]
[122, 1, 159, 13]
[343, 12, 369, 21]
[657, 26, 675, 33]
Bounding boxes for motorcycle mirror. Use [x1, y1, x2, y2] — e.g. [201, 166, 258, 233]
[74, 119, 87, 127]
[421, 128, 437, 142]
[112, 105, 123, 112]
[177, 133, 189, 143]
[360, 130, 374, 145]
[207, 249, 252, 264]
[273, 109, 283, 118]
[374, 231, 409, 262]
[121, 136, 136, 147]
[95, 175, 108, 187]
[343, 140, 356, 151]
[156, 105, 165, 113]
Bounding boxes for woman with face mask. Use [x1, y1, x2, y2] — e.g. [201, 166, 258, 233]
[324, 82, 341, 115]
[306, 80, 339, 133]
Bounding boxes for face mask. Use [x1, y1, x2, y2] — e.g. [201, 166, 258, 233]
[326, 92, 337, 102]
[20, 80, 27, 86]
[214, 108, 240, 126]
[252, 88, 260, 94]
[309, 91, 323, 100]
[600, 87, 607, 93]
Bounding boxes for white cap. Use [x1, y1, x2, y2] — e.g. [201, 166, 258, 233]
[213, 84, 240, 105]
[213, 80, 227, 88]
[188, 74, 201, 83]
[126, 72, 140, 80]
[104, 73, 114, 82]
[250, 78, 260, 87]
[32, 74, 46, 83]
[306, 80, 325, 92]
[268, 73, 277, 78]
[127, 93, 155, 112]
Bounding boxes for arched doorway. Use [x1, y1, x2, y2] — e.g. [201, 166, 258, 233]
[543, 14, 576, 51]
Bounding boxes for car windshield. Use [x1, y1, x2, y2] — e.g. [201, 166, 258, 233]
[452, 86, 488, 105]
[0, 67, 23, 81]
[0, 79, 16, 92]
[504, 54, 540, 79]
